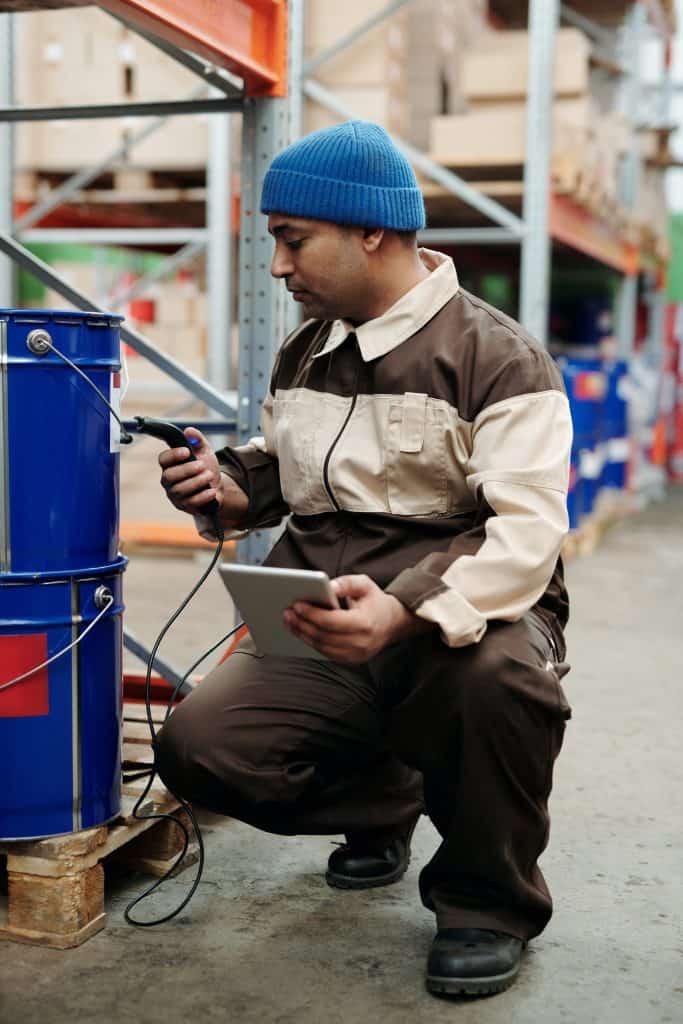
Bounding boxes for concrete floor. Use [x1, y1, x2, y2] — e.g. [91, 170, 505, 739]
[1, 490, 682, 1024]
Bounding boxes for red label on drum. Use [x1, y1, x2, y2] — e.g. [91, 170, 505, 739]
[0, 635, 49, 717]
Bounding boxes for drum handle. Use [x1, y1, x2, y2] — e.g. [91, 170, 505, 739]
[0, 588, 114, 693]
[26, 329, 133, 444]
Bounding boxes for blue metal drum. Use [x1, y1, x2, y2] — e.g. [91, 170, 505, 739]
[558, 356, 607, 520]
[566, 453, 580, 531]
[0, 559, 125, 840]
[601, 359, 630, 491]
[0, 309, 124, 576]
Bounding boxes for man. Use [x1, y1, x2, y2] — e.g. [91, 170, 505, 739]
[156, 120, 572, 998]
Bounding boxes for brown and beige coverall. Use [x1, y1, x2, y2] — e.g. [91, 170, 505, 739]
[156, 250, 573, 941]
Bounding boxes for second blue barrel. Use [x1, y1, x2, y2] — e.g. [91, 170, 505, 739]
[0, 559, 125, 839]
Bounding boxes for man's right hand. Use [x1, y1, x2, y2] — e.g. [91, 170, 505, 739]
[158, 427, 249, 526]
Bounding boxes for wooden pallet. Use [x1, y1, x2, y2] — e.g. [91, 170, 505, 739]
[562, 491, 635, 562]
[0, 704, 196, 949]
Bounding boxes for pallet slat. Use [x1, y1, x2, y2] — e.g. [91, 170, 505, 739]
[0, 714, 192, 948]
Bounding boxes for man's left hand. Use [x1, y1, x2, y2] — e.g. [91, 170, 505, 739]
[283, 574, 432, 664]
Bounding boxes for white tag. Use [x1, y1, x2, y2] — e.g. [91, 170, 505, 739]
[607, 437, 630, 462]
[119, 41, 136, 63]
[579, 447, 605, 479]
[110, 372, 121, 454]
[43, 41, 63, 64]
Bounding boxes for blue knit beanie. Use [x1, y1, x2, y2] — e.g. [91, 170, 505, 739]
[260, 120, 425, 231]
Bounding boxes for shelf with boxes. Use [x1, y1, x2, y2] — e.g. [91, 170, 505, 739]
[488, 0, 674, 35]
[3, 0, 675, 562]
[424, 19, 671, 271]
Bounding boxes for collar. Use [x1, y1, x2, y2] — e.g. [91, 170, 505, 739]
[312, 249, 459, 363]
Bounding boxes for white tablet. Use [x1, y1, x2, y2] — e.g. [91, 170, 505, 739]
[218, 563, 341, 660]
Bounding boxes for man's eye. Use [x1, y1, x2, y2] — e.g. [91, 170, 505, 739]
[286, 239, 303, 250]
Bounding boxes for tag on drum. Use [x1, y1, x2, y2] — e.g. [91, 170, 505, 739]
[110, 371, 121, 453]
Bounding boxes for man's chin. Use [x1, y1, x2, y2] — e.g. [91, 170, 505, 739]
[301, 300, 327, 319]
[288, 291, 331, 320]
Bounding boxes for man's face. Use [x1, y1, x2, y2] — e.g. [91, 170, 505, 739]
[267, 214, 369, 322]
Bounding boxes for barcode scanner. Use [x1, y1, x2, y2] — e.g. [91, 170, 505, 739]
[133, 416, 221, 520]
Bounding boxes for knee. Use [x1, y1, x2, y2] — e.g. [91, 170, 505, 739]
[457, 644, 509, 705]
[153, 699, 200, 801]
[153, 694, 313, 825]
[425, 642, 509, 718]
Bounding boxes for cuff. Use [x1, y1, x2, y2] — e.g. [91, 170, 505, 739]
[387, 567, 487, 648]
[193, 511, 249, 543]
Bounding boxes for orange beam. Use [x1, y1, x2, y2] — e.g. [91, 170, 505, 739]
[120, 520, 237, 552]
[97, 0, 288, 97]
[549, 193, 640, 276]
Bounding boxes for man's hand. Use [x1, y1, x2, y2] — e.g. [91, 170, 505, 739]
[158, 427, 249, 526]
[283, 574, 433, 664]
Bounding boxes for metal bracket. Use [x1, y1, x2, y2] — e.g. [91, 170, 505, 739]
[0, 97, 242, 123]
[26, 328, 51, 356]
[94, 585, 113, 611]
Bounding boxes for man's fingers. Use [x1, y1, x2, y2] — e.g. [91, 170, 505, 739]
[161, 458, 208, 486]
[158, 446, 192, 469]
[289, 603, 360, 635]
[284, 616, 364, 663]
[331, 574, 375, 600]
[164, 467, 215, 497]
[181, 487, 218, 510]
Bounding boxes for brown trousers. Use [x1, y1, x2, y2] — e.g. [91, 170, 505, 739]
[156, 610, 570, 941]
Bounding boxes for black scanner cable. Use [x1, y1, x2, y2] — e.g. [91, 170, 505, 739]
[124, 417, 245, 927]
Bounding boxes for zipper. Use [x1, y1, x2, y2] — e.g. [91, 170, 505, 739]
[322, 365, 359, 510]
[334, 512, 350, 579]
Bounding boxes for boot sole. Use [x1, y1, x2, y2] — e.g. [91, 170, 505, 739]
[426, 962, 520, 997]
[325, 861, 409, 890]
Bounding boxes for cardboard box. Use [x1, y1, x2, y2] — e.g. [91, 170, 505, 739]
[400, 0, 489, 148]
[304, 1, 407, 89]
[15, 6, 208, 172]
[461, 28, 591, 102]
[16, 8, 121, 108]
[430, 98, 597, 167]
[17, 119, 126, 172]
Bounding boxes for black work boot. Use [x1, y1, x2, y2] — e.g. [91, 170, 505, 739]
[426, 928, 524, 997]
[325, 820, 418, 890]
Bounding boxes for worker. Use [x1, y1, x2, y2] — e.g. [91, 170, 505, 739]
[155, 120, 573, 998]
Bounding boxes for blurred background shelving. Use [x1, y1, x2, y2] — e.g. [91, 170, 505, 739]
[1, 0, 682, 552]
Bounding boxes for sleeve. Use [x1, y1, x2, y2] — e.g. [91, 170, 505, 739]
[385, 365, 573, 647]
[193, 388, 290, 541]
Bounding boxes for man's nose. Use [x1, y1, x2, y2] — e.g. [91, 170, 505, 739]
[270, 245, 294, 279]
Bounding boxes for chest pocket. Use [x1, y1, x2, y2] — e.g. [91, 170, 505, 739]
[272, 395, 317, 508]
[385, 392, 448, 516]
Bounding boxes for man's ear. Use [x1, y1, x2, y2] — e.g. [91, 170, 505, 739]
[361, 227, 384, 253]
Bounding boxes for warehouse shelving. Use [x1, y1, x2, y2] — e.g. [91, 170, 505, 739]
[0, 0, 300, 686]
[0, 1, 676, 676]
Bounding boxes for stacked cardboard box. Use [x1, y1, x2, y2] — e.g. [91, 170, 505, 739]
[428, 27, 636, 225]
[16, 0, 488, 175]
[638, 167, 670, 260]
[304, 0, 487, 148]
[15, 7, 208, 174]
[303, 0, 410, 138]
